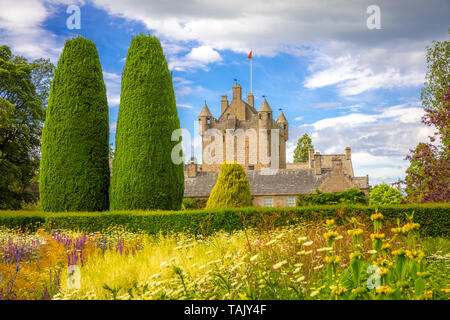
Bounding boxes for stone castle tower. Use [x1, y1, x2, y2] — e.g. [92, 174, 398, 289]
[198, 83, 288, 172]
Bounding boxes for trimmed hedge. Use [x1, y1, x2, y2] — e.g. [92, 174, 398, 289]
[296, 188, 367, 206]
[110, 35, 184, 211]
[206, 162, 252, 209]
[0, 204, 448, 237]
[40, 37, 110, 212]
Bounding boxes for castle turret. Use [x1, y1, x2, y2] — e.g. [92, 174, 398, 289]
[199, 102, 212, 135]
[258, 98, 272, 129]
[277, 112, 288, 140]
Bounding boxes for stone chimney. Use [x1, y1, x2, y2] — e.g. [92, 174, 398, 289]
[308, 148, 315, 168]
[314, 152, 321, 175]
[247, 93, 254, 107]
[232, 84, 242, 101]
[221, 95, 228, 114]
[345, 147, 351, 160]
[187, 157, 198, 178]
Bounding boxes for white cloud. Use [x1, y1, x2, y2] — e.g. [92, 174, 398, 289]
[103, 71, 121, 107]
[186, 45, 221, 63]
[169, 46, 222, 71]
[88, 0, 449, 93]
[177, 104, 193, 109]
[0, 0, 84, 62]
[288, 102, 436, 185]
[294, 116, 303, 121]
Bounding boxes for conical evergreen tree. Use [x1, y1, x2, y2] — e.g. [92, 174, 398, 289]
[40, 37, 110, 212]
[110, 35, 184, 210]
[206, 162, 252, 209]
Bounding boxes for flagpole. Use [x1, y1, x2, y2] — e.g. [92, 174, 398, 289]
[250, 48, 253, 94]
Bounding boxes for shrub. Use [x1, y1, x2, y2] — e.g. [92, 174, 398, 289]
[182, 198, 207, 210]
[40, 37, 110, 212]
[296, 189, 367, 206]
[370, 183, 404, 205]
[206, 162, 252, 210]
[110, 35, 184, 211]
[1, 204, 447, 237]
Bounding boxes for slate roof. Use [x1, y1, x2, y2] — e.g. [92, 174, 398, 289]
[184, 169, 321, 198]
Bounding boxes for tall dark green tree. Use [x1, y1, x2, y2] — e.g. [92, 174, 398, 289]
[0, 45, 54, 209]
[110, 35, 184, 211]
[40, 37, 110, 212]
[293, 133, 313, 162]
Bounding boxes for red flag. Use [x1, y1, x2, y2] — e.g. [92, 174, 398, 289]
[247, 50, 252, 59]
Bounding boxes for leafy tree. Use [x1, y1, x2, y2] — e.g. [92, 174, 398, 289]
[0, 45, 54, 209]
[206, 162, 252, 209]
[40, 37, 110, 212]
[110, 35, 184, 211]
[404, 30, 449, 203]
[293, 133, 313, 163]
[369, 183, 404, 205]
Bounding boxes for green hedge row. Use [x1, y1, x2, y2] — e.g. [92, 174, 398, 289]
[296, 188, 368, 206]
[0, 204, 448, 237]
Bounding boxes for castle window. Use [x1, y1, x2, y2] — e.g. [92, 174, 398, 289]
[284, 124, 287, 129]
[285, 196, 296, 207]
[259, 114, 262, 119]
[263, 197, 273, 207]
[268, 113, 271, 119]
[248, 165, 254, 170]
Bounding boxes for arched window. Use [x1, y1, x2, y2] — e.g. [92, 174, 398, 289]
[268, 113, 271, 119]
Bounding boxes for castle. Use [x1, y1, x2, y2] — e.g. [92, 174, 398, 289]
[184, 83, 370, 207]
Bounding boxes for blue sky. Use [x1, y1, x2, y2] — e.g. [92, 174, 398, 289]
[1, 0, 448, 185]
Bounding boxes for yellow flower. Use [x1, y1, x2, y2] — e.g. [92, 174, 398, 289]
[376, 286, 393, 294]
[347, 228, 364, 236]
[331, 287, 347, 296]
[370, 233, 385, 240]
[349, 252, 363, 260]
[370, 213, 384, 221]
[379, 267, 389, 275]
[325, 256, 341, 264]
[323, 231, 339, 241]
[325, 219, 335, 226]
[381, 242, 391, 250]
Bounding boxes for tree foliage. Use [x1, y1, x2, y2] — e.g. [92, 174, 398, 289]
[404, 30, 450, 203]
[293, 133, 313, 163]
[0, 45, 54, 209]
[40, 37, 110, 212]
[296, 188, 367, 206]
[369, 183, 404, 205]
[206, 162, 252, 210]
[110, 35, 184, 211]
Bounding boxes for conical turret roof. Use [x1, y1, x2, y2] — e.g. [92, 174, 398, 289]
[259, 98, 272, 112]
[199, 103, 212, 117]
[277, 112, 287, 122]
